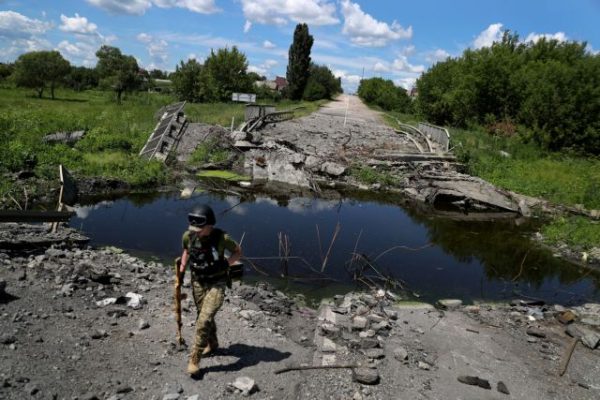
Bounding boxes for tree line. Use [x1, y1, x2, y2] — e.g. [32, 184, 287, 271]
[171, 23, 341, 102]
[357, 77, 412, 113]
[0, 23, 341, 104]
[415, 32, 600, 154]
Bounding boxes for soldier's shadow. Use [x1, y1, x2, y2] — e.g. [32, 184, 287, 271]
[201, 343, 291, 374]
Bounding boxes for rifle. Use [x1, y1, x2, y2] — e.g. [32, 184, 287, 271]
[174, 257, 186, 346]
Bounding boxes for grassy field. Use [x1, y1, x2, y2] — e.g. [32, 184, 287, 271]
[0, 87, 325, 199]
[383, 110, 600, 251]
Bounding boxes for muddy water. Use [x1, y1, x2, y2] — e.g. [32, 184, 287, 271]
[69, 191, 600, 305]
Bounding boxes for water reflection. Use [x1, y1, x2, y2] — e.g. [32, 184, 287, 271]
[70, 190, 600, 305]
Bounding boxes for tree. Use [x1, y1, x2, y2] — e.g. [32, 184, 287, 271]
[65, 66, 99, 91]
[95, 45, 141, 103]
[303, 63, 342, 100]
[13, 51, 71, 99]
[204, 46, 253, 101]
[171, 59, 203, 102]
[0, 63, 14, 81]
[149, 69, 168, 79]
[286, 23, 314, 100]
[358, 77, 412, 112]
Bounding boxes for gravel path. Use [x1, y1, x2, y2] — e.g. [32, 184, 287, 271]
[1, 225, 599, 399]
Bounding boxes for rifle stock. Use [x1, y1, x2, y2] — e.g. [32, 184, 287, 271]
[174, 257, 185, 345]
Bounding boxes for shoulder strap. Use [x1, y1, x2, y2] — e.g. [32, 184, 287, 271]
[209, 228, 226, 261]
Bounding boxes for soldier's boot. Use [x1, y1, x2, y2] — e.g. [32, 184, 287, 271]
[202, 337, 219, 355]
[187, 352, 200, 376]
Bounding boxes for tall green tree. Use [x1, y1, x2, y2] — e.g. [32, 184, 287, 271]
[286, 23, 314, 100]
[13, 51, 71, 99]
[171, 59, 204, 102]
[95, 45, 140, 103]
[204, 46, 252, 101]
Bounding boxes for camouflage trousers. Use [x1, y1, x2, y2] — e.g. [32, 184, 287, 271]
[190, 279, 225, 360]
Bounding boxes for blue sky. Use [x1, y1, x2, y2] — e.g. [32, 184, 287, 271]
[1, 0, 599, 92]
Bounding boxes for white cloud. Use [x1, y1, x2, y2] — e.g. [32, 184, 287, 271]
[473, 23, 503, 49]
[86, 0, 152, 15]
[241, 0, 338, 27]
[248, 58, 279, 76]
[136, 33, 169, 67]
[59, 13, 98, 35]
[393, 77, 416, 90]
[332, 69, 361, 93]
[341, 0, 412, 47]
[262, 40, 276, 49]
[401, 45, 415, 56]
[153, 0, 219, 14]
[373, 62, 389, 73]
[86, 0, 219, 15]
[525, 31, 567, 43]
[243, 20, 252, 33]
[137, 33, 153, 43]
[425, 48, 450, 63]
[0, 10, 52, 38]
[1, 37, 52, 62]
[57, 40, 98, 66]
[586, 44, 599, 55]
[392, 56, 424, 73]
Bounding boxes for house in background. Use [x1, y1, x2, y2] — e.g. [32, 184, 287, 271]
[255, 76, 288, 92]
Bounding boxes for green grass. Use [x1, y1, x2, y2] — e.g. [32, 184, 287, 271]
[542, 216, 600, 251]
[0, 87, 175, 194]
[449, 126, 600, 210]
[379, 110, 600, 251]
[349, 163, 399, 186]
[0, 86, 328, 201]
[188, 139, 230, 165]
[197, 170, 250, 181]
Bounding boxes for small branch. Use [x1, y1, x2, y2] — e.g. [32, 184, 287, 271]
[559, 337, 578, 377]
[321, 222, 341, 272]
[511, 250, 530, 282]
[275, 364, 362, 375]
[372, 243, 433, 262]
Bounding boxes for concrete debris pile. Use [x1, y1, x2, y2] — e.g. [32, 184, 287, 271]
[0, 223, 89, 249]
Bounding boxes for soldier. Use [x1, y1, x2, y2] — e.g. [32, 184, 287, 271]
[179, 204, 242, 376]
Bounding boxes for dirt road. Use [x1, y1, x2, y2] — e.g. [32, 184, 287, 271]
[317, 94, 385, 125]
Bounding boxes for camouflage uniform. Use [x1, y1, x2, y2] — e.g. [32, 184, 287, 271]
[182, 229, 238, 362]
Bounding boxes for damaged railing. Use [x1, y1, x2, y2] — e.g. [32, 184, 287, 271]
[139, 101, 187, 161]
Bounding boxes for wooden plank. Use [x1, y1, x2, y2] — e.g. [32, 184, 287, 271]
[0, 210, 75, 223]
[59, 165, 78, 206]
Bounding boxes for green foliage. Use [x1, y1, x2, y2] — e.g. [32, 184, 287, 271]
[75, 127, 135, 152]
[0, 87, 173, 188]
[0, 62, 14, 81]
[189, 140, 230, 164]
[171, 59, 204, 102]
[542, 216, 600, 251]
[358, 77, 412, 112]
[416, 32, 600, 154]
[13, 51, 71, 99]
[204, 46, 253, 101]
[450, 126, 600, 209]
[286, 23, 314, 100]
[65, 66, 99, 91]
[197, 170, 250, 181]
[95, 45, 141, 103]
[349, 163, 398, 186]
[303, 64, 341, 101]
[172, 47, 252, 103]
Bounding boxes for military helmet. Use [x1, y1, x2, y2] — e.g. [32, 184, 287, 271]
[188, 204, 216, 227]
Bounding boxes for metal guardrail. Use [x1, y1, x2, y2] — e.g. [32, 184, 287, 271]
[139, 101, 187, 161]
[418, 122, 450, 152]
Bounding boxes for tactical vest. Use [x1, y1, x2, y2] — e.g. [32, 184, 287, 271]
[188, 228, 227, 281]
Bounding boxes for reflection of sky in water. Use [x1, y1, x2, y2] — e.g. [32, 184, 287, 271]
[69, 192, 600, 305]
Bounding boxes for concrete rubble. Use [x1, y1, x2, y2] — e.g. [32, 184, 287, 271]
[1, 225, 599, 399]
